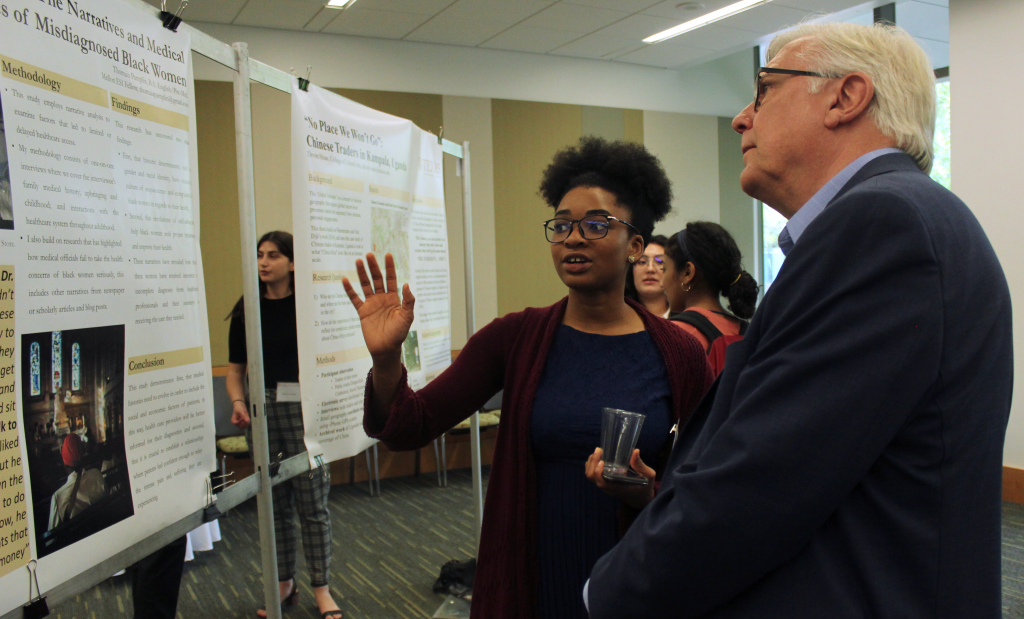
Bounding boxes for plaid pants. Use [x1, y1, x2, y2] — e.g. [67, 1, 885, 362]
[249, 396, 332, 587]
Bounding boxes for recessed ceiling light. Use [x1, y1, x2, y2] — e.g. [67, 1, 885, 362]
[645, 0, 772, 44]
[326, 0, 357, 8]
[677, 2, 706, 10]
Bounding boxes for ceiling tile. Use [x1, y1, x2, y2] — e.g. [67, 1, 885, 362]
[140, 0, 248, 23]
[642, 0, 740, 20]
[615, 38, 712, 68]
[550, 32, 645, 59]
[404, 14, 512, 46]
[897, 1, 949, 42]
[437, 0, 555, 22]
[915, 0, 947, 6]
[667, 24, 760, 51]
[518, 3, 629, 34]
[594, 13, 680, 40]
[321, 7, 431, 38]
[716, 3, 810, 35]
[773, 0, 866, 14]
[913, 36, 949, 69]
[305, 7, 341, 31]
[352, 0, 458, 15]
[480, 25, 582, 53]
[233, 0, 326, 29]
[563, 0, 661, 11]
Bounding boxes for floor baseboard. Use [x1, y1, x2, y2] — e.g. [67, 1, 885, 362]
[1005, 466, 1024, 504]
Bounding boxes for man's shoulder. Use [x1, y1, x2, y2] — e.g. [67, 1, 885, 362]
[827, 165, 971, 240]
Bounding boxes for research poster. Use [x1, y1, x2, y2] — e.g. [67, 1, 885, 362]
[0, 0, 215, 608]
[292, 82, 451, 466]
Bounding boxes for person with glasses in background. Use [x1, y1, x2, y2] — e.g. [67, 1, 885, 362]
[342, 136, 713, 619]
[625, 234, 671, 317]
[586, 22, 1012, 619]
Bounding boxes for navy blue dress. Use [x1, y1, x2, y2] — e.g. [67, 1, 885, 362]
[530, 325, 673, 619]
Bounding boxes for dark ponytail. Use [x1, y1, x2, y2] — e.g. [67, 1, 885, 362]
[665, 222, 759, 319]
[225, 230, 295, 320]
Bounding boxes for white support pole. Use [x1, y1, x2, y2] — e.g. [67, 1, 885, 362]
[232, 42, 282, 619]
[460, 142, 484, 536]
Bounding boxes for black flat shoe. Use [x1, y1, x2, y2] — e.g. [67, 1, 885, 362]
[320, 610, 343, 619]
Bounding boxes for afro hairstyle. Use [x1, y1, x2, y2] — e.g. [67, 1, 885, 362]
[539, 136, 673, 245]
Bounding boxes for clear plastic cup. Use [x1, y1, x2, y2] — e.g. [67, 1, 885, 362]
[600, 407, 648, 484]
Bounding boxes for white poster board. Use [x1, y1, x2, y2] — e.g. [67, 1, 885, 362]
[0, 0, 215, 610]
[291, 81, 451, 466]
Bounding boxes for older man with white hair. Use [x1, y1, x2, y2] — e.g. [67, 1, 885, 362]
[585, 22, 1012, 619]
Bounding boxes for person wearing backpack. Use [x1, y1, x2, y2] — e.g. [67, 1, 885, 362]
[663, 222, 759, 376]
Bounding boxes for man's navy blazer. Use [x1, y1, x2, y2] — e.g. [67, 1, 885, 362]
[589, 153, 1013, 618]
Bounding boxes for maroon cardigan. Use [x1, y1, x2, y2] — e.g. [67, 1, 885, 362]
[363, 298, 713, 619]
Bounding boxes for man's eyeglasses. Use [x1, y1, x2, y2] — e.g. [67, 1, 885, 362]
[754, 67, 831, 112]
[634, 255, 665, 271]
[543, 215, 640, 243]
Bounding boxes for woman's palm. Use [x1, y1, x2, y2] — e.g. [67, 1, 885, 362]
[343, 253, 415, 358]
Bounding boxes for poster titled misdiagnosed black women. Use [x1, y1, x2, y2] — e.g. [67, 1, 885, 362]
[0, 0, 216, 611]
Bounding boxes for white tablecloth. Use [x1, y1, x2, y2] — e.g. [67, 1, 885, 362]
[184, 521, 222, 561]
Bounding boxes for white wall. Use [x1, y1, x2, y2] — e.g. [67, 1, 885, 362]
[948, 0, 1024, 466]
[644, 111, 721, 237]
[191, 23, 751, 117]
[441, 96, 498, 349]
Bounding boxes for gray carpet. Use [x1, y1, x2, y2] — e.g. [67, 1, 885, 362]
[47, 473, 1024, 618]
[51, 468, 486, 619]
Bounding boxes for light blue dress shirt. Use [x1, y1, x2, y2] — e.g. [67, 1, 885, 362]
[777, 148, 903, 256]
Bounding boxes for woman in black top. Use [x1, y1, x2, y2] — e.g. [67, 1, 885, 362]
[227, 231, 343, 619]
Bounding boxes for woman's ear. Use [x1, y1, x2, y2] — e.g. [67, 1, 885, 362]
[630, 235, 645, 261]
[683, 261, 696, 285]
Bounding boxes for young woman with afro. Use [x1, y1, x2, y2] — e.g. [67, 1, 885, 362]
[343, 136, 714, 619]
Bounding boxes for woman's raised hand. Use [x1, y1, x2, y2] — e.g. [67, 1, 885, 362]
[342, 253, 415, 360]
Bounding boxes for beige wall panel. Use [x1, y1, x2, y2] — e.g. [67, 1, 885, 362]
[624, 109, 644, 144]
[195, 81, 241, 367]
[443, 96, 498, 347]
[949, 0, 1024, 466]
[492, 100, 582, 317]
[717, 116, 757, 278]
[644, 111, 721, 237]
[251, 83, 293, 235]
[581, 106, 624, 142]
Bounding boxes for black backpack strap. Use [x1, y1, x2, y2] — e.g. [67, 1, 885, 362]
[669, 310, 723, 353]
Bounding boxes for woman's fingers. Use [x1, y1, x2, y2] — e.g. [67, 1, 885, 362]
[402, 283, 416, 313]
[585, 448, 606, 487]
[630, 449, 656, 480]
[341, 277, 363, 311]
[355, 258, 374, 298]
[384, 253, 398, 293]
[366, 253, 386, 295]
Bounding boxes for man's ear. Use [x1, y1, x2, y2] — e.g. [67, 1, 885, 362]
[824, 72, 875, 129]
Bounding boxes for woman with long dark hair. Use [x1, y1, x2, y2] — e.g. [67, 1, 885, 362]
[342, 137, 713, 619]
[225, 231, 343, 619]
[662, 222, 759, 375]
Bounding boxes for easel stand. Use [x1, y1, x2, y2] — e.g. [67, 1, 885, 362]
[0, 1, 482, 616]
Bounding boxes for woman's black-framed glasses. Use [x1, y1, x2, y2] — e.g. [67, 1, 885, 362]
[755, 67, 831, 111]
[543, 215, 640, 243]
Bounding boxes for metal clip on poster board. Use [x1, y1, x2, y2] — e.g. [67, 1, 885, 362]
[159, 0, 187, 32]
[22, 562, 48, 619]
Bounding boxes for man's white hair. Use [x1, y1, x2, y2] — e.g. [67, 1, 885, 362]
[768, 21, 936, 173]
